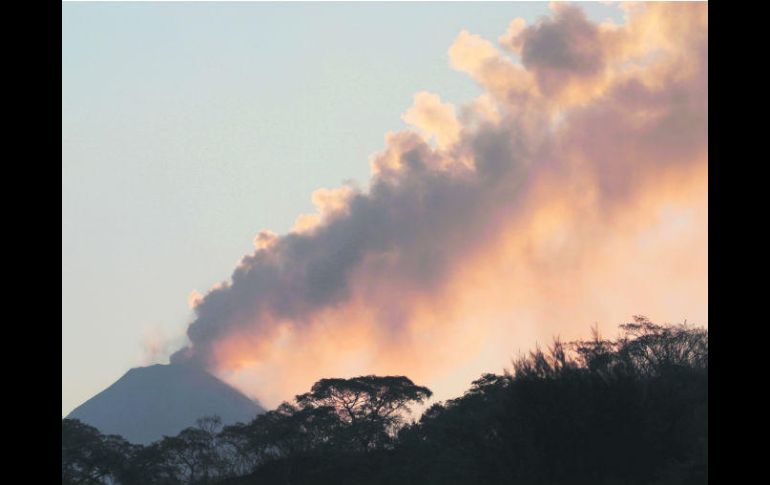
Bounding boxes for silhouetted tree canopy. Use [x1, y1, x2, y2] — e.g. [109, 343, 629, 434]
[296, 375, 432, 451]
[62, 419, 138, 484]
[62, 318, 707, 485]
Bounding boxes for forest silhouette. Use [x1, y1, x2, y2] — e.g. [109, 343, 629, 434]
[62, 317, 707, 484]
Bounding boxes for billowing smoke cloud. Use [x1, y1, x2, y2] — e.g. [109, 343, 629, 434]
[168, 2, 708, 407]
[506, 3, 607, 96]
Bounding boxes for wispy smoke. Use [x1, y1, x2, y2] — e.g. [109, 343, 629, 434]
[168, 3, 708, 407]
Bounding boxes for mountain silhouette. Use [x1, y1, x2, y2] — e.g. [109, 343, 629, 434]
[67, 363, 263, 444]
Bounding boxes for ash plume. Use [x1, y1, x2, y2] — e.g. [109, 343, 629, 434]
[167, 3, 708, 407]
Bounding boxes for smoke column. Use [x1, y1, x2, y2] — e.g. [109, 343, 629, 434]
[168, 3, 708, 407]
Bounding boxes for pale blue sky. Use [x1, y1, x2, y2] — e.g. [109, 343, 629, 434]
[62, 1, 624, 416]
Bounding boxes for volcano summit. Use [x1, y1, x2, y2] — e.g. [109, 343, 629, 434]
[67, 363, 263, 444]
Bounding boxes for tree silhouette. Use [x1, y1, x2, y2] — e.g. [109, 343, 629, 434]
[155, 416, 225, 484]
[62, 419, 137, 484]
[296, 375, 433, 451]
[62, 319, 707, 485]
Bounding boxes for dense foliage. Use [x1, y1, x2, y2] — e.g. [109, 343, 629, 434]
[63, 318, 707, 484]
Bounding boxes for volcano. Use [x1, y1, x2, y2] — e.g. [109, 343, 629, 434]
[66, 363, 263, 444]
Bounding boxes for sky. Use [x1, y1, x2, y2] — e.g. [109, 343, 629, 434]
[62, 1, 705, 417]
